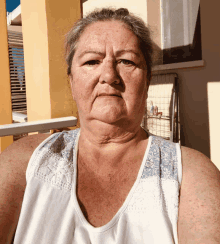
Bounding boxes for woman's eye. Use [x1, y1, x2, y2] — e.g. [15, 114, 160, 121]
[84, 60, 100, 66]
[118, 59, 136, 66]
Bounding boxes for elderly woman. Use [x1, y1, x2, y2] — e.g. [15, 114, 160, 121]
[0, 8, 220, 244]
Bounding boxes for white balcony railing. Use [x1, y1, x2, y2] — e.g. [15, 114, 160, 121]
[0, 116, 77, 137]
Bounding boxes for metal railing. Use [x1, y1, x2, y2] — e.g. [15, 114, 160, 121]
[0, 116, 77, 137]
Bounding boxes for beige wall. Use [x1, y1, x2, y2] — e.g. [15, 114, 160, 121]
[21, 0, 81, 126]
[147, 0, 163, 65]
[208, 82, 220, 168]
[0, 0, 13, 152]
[146, 0, 161, 48]
[83, 0, 147, 21]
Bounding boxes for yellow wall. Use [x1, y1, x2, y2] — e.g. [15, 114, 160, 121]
[0, 0, 13, 152]
[21, 0, 81, 125]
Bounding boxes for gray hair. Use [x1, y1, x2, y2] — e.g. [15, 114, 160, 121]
[65, 8, 153, 81]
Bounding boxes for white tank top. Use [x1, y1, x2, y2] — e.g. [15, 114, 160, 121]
[14, 129, 182, 244]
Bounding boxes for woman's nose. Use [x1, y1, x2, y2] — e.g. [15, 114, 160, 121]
[99, 61, 120, 85]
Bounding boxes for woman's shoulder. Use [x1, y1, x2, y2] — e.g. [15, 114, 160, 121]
[0, 133, 53, 192]
[0, 133, 51, 242]
[0, 133, 52, 175]
[180, 146, 220, 187]
[178, 146, 220, 242]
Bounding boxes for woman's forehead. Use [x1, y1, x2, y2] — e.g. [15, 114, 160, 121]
[74, 20, 142, 56]
[82, 20, 128, 35]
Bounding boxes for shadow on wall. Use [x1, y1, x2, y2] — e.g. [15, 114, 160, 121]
[178, 69, 210, 158]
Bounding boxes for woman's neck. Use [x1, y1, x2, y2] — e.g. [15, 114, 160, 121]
[76, 103, 147, 145]
[77, 121, 148, 171]
[80, 117, 143, 144]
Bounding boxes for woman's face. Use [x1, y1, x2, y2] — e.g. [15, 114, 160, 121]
[70, 20, 149, 127]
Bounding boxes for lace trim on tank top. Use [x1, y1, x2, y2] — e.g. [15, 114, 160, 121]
[141, 136, 178, 180]
[26, 129, 80, 191]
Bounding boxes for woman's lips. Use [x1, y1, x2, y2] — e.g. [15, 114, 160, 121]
[98, 92, 122, 97]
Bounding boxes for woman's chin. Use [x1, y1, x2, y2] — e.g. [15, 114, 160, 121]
[91, 110, 125, 125]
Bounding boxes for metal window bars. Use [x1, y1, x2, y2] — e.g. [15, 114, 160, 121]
[141, 73, 180, 143]
[8, 30, 27, 113]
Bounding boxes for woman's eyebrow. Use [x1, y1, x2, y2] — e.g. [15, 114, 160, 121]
[78, 50, 104, 58]
[115, 49, 141, 57]
[77, 49, 141, 60]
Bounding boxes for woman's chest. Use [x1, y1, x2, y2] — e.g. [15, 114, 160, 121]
[76, 159, 141, 227]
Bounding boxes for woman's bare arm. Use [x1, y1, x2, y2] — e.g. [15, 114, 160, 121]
[0, 134, 50, 244]
[178, 146, 220, 243]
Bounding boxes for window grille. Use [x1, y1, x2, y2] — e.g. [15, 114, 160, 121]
[8, 30, 27, 113]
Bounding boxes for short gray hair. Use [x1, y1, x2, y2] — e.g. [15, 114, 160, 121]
[65, 8, 153, 81]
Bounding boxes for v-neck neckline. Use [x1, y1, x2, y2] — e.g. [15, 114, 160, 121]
[71, 129, 152, 233]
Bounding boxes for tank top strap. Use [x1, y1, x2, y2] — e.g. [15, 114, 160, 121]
[141, 136, 182, 185]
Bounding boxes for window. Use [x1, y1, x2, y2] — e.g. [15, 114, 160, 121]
[160, 0, 202, 64]
[8, 30, 27, 112]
